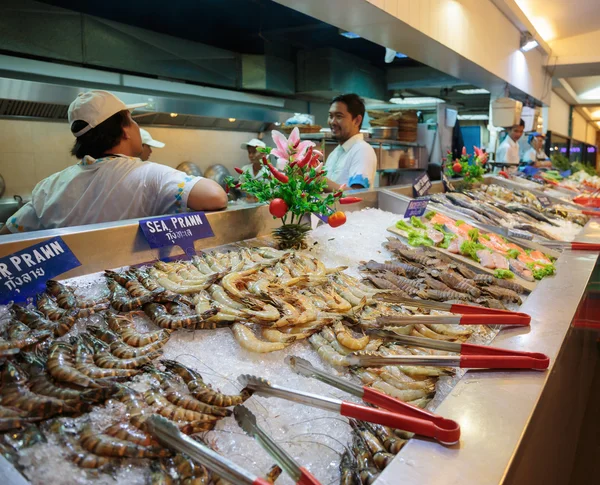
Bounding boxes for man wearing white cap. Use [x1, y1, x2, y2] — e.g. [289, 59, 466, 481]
[240, 138, 267, 179]
[2, 90, 227, 234]
[140, 128, 165, 161]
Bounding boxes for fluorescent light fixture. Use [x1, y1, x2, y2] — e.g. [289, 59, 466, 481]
[457, 114, 490, 120]
[389, 96, 443, 105]
[340, 30, 361, 39]
[395, 52, 408, 59]
[520, 32, 538, 52]
[456, 88, 490, 95]
[521, 40, 539, 52]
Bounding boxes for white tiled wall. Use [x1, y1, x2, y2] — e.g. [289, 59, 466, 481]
[0, 119, 261, 197]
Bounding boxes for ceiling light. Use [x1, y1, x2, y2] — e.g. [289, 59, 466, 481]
[389, 96, 443, 105]
[395, 52, 408, 59]
[228, 118, 236, 122]
[170, 113, 178, 118]
[339, 30, 361, 39]
[456, 88, 490, 95]
[520, 32, 538, 52]
[457, 114, 490, 120]
[590, 109, 600, 118]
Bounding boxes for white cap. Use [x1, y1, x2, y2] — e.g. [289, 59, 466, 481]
[140, 128, 165, 148]
[241, 138, 266, 149]
[68, 90, 147, 137]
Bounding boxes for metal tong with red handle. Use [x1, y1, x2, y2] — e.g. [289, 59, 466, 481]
[375, 294, 531, 326]
[346, 334, 550, 370]
[285, 355, 460, 445]
[146, 414, 273, 485]
[238, 373, 460, 445]
[542, 241, 600, 251]
[234, 405, 322, 485]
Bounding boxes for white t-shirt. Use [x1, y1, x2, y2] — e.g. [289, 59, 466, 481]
[496, 136, 520, 166]
[6, 155, 202, 233]
[240, 163, 268, 179]
[324, 134, 377, 188]
[523, 147, 549, 164]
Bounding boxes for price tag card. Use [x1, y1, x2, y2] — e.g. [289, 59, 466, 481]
[310, 213, 329, 230]
[442, 174, 455, 193]
[139, 212, 214, 255]
[404, 197, 430, 218]
[0, 236, 81, 304]
[537, 195, 552, 208]
[413, 173, 432, 198]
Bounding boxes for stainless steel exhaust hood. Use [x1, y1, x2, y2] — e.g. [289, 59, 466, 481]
[0, 74, 292, 132]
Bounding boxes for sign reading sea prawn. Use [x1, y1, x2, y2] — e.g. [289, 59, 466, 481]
[0, 236, 81, 304]
[139, 212, 215, 253]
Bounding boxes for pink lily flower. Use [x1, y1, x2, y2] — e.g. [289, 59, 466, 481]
[474, 146, 483, 157]
[271, 128, 315, 169]
[462, 146, 467, 156]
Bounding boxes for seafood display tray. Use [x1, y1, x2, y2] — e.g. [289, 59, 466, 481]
[1, 186, 599, 485]
[386, 225, 538, 292]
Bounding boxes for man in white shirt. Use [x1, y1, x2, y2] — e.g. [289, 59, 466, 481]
[1, 90, 227, 234]
[523, 132, 551, 168]
[324, 94, 377, 190]
[495, 119, 524, 172]
[240, 138, 268, 179]
[140, 128, 165, 161]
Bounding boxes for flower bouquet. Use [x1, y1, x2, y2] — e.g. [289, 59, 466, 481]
[226, 128, 362, 249]
[444, 146, 488, 190]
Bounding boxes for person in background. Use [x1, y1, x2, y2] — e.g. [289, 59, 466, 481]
[523, 132, 552, 168]
[495, 119, 525, 172]
[324, 94, 377, 191]
[140, 128, 165, 161]
[1, 90, 227, 234]
[240, 138, 267, 179]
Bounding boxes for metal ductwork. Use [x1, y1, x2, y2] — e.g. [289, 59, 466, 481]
[297, 48, 387, 101]
[241, 55, 296, 95]
[0, 0, 239, 89]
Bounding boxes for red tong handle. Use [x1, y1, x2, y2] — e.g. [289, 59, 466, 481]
[297, 467, 323, 485]
[363, 386, 444, 420]
[580, 210, 600, 217]
[450, 304, 531, 325]
[458, 313, 530, 326]
[569, 242, 600, 251]
[340, 401, 460, 445]
[254, 479, 275, 485]
[459, 342, 549, 370]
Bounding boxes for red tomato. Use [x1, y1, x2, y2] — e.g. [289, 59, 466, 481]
[452, 162, 462, 174]
[269, 198, 288, 218]
[328, 211, 346, 228]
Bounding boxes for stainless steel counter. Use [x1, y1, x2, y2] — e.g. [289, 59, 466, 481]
[0, 186, 598, 485]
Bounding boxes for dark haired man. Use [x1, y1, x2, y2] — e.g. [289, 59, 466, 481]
[495, 119, 525, 172]
[324, 93, 377, 191]
[2, 90, 227, 234]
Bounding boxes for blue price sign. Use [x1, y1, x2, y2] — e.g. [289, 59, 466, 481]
[413, 173, 432, 198]
[537, 195, 552, 208]
[404, 197, 430, 218]
[139, 212, 215, 255]
[0, 236, 81, 304]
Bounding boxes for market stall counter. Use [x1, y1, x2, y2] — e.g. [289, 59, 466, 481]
[0, 186, 597, 485]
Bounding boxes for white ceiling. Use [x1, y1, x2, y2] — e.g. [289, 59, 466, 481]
[515, 0, 600, 41]
[515, 0, 600, 121]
